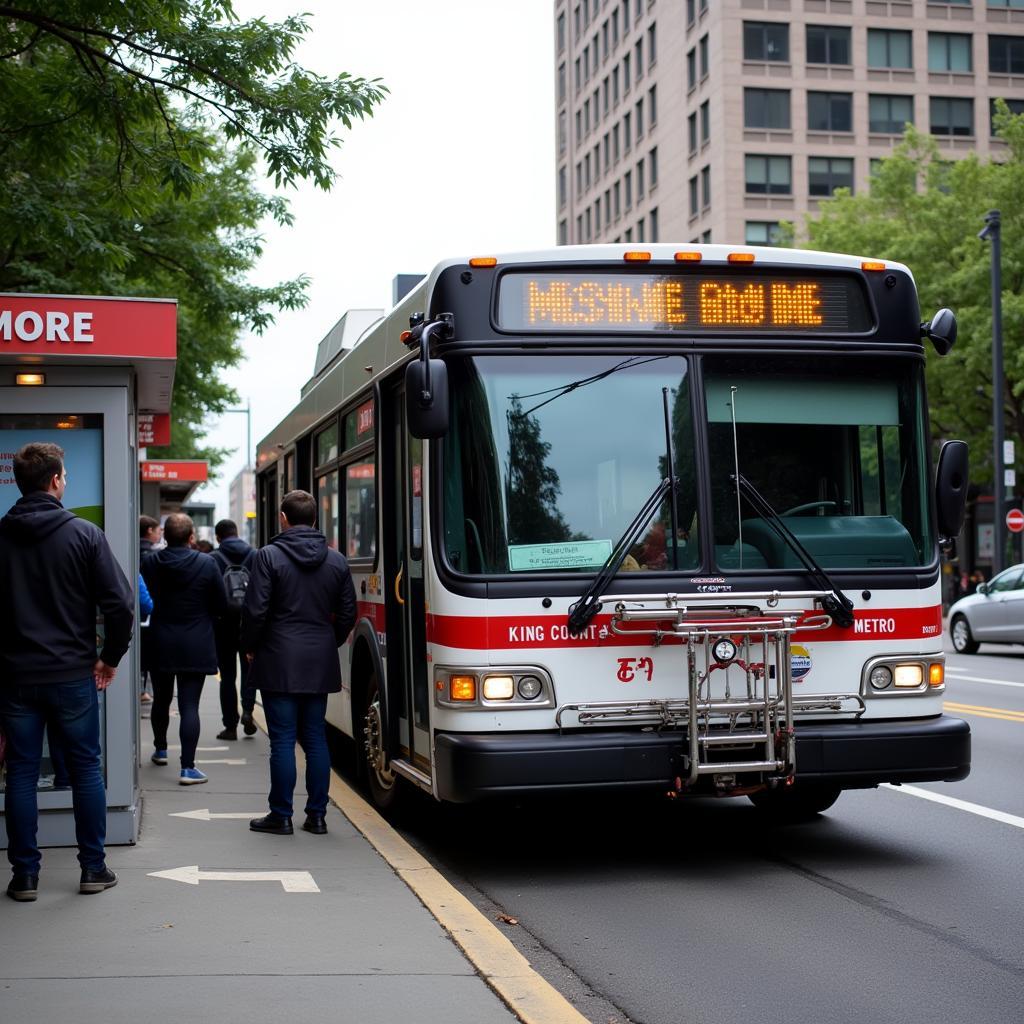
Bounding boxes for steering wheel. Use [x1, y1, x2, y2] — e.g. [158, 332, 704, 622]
[780, 500, 838, 517]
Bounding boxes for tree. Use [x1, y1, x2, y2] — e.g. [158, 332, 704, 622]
[0, 2, 386, 464]
[795, 108, 1024, 488]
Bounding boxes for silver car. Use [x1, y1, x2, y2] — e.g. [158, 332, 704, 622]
[948, 563, 1024, 653]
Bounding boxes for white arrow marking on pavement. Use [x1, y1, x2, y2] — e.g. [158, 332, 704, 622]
[169, 808, 264, 821]
[147, 865, 320, 893]
[169, 745, 229, 751]
[195, 758, 247, 765]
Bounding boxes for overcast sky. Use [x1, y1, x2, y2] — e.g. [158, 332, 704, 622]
[189, 0, 556, 518]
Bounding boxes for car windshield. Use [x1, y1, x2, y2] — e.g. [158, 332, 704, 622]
[443, 354, 698, 575]
[704, 356, 933, 569]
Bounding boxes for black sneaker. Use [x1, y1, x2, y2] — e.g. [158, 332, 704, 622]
[241, 711, 257, 736]
[80, 867, 118, 894]
[302, 814, 327, 835]
[216, 728, 238, 741]
[6, 874, 39, 902]
[250, 813, 293, 835]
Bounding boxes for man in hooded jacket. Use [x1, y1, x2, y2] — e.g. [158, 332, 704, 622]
[142, 512, 226, 784]
[0, 442, 133, 901]
[241, 489, 356, 836]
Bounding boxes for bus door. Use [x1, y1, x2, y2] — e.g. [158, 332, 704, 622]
[384, 383, 432, 778]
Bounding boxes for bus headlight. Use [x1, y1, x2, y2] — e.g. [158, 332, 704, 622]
[482, 675, 515, 700]
[517, 675, 543, 700]
[869, 665, 893, 690]
[893, 664, 924, 688]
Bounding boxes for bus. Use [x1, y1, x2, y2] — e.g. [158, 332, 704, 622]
[256, 244, 970, 818]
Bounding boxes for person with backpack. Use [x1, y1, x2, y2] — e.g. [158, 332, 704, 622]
[212, 519, 256, 741]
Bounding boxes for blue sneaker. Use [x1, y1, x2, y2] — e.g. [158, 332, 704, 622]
[179, 767, 208, 785]
[151, 749, 168, 766]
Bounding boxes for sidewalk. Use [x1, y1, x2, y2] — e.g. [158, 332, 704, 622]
[0, 682, 519, 1024]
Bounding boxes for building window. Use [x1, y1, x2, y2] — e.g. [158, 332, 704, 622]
[559, 111, 567, 155]
[869, 94, 914, 134]
[687, 47, 697, 89]
[688, 112, 698, 154]
[809, 156, 854, 196]
[806, 25, 851, 66]
[699, 34, 709, 79]
[558, 167, 567, 208]
[702, 229, 712, 244]
[991, 98, 1024, 134]
[613, 123, 620, 162]
[649, 146, 658, 187]
[648, 23, 657, 66]
[624, 111, 632, 151]
[928, 33, 972, 73]
[558, 219, 568, 246]
[650, 207, 659, 243]
[687, 0, 695, 25]
[603, 76, 610, 116]
[745, 221, 782, 246]
[558, 64, 566, 106]
[576, 162, 583, 193]
[636, 157, 645, 199]
[585, 208, 592, 242]
[689, 175, 699, 216]
[743, 22, 789, 62]
[603, 132, 611, 174]
[700, 99, 710, 143]
[990, 35, 1024, 75]
[635, 38, 643, 80]
[635, 97, 644, 139]
[744, 154, 792, 194]
[636, 217, 645, 243]
[613, 66, 620, 106]
[988, 0, 1024, 8]
[557, 12, 566, 52]
[575, 57, 582, 92]
[701, 165, 711, 209]
[648, 85, 657, 128]
[867, 29, 913, 70]
[595, 197, 602, 234]
[625, 169, 633, 208]
[744, 88, 791, 129]
[930, 97, 974, 136]
[614, 181, 621, 218]
[623, 52, 631, 93]
[807, 91, 853, 132]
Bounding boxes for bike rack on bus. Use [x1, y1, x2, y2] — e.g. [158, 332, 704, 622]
[554, 590, 865, 791]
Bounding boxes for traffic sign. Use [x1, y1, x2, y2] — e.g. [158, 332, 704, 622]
[1006, 508, 1024, 534]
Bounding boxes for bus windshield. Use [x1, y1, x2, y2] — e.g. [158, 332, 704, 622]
[705, 356, 933, 570]
[443, 354, 698, 575]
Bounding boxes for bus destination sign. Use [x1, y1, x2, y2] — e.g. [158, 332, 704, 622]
[497, 271, 874, 335]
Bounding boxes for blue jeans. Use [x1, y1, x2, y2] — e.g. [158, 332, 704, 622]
[0, 679, 106, 875]
[261, 692, 329, 819]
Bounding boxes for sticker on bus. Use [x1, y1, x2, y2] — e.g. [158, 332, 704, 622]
[508, 539, 613, 572]
[791, 644, 812, 682]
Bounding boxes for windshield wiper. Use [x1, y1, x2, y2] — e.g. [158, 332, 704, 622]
[567, 477, 672, 636]
[731, 473, 855, 628]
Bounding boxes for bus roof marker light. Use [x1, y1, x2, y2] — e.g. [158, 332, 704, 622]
[674, 252, 702, 263]
[469, 257, 497, 268]
[15, 373, 45, 386]
[861, 261, 886, 272]
[623, 251, 651, 262]
[727, 252, 755, 264]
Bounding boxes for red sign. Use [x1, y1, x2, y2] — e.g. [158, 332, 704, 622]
[138, 413, 171, 447]
[0, 294, 176, 358]
[139, 461, 208, 483]
[1007, 508, 1024, 534]
[357, 399, 374, 435]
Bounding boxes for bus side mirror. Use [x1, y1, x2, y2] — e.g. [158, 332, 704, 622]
[921, 308, 957, 356]
[935, 439, 968, 540]
[406, 358, 449, 439]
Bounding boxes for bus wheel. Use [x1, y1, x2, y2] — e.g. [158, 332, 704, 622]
[748, 783, 841, 820]
[363, 675, 402, 812]
[950, 615, 979, 655]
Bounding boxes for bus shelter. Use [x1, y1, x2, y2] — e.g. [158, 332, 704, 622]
[1, 292, 177, 847]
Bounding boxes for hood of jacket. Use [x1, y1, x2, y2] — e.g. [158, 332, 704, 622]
[271, 525, 329, 569]
[217, 536, 252, 565]
[147, 544, 211, 585]
[0, 492, 77, 543]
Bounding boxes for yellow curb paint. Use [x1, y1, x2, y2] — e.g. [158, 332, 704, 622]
[250, 705, 590, 1024]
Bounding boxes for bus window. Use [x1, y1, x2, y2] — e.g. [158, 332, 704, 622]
[317, 470, 340, 549]
[444, 354, 698, 575]
[704, 356, 932, 569]
[345, 459, 376, 559]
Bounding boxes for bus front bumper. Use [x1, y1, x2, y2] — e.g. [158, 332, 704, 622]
[432, 716, 971, 803]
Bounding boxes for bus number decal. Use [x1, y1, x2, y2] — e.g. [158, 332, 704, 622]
[617, 657, 654, 683]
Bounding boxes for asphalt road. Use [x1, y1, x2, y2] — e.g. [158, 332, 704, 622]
[385, 642, 1024, 1024]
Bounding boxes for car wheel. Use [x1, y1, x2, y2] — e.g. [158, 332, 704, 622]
[749, 783, 841, 821]
[950, 614, 979, 655]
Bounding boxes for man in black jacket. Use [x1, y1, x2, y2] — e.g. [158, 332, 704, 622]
[142, 513, 226, 785]
[212, 518, 255, 741]
[0, 442, 133, 901]
[242, 490, 356, 836]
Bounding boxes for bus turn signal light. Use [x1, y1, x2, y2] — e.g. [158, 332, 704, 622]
[623, 251, 651, 262]
[450, 675, 477, 702]
[469, 257, 497, 268]
[861, 261, 886, 272]
[727, 252, 756, 264]
[929, 663, 945, 687]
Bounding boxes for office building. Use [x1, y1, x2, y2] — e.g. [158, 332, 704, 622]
[229, 464, 256, 544]
[553, 0, 1024, 246]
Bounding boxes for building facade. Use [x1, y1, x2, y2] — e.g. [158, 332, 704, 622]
[553, 0, 1024, 247]
[229, 465, 256, 544]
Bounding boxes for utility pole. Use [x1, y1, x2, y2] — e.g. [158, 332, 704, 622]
[224, 400, 254, 543]
[979, 210, 1005, 575]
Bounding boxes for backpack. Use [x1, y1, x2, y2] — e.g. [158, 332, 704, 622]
[222, 563, 251, 611]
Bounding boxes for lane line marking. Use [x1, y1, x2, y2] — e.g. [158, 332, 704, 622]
[944, 672, 1024, 690]
[882, 784, 1024, 831]
[943, 702, 1024, 724]
[250, 706, 589, 1024]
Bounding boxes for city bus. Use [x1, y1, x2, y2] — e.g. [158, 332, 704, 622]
[255, 244, 970, 818]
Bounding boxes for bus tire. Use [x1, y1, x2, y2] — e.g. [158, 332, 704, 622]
[950, 614, 979, 655]
[748, 783, 841, 820]
[363, 672, 403, 813]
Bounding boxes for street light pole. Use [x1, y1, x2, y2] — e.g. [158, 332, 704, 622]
[224, 400, 254, 542]
[979, 210, 1005, 575]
